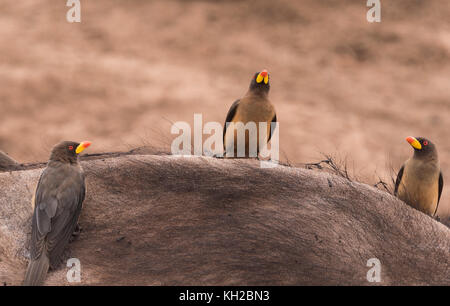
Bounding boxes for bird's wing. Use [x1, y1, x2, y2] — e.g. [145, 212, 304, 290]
[394, 165, 405, 196]
[434, 171, 443, 216]
[223, 99, 240, 144]
[268, 113, 277, 142]
[31, 165, 85, 267]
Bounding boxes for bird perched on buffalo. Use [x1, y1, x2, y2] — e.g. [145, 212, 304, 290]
[0, 150, 19, 171]
[223, 70, 277, 157]
[23, 140, 91, 286]
[395, 136, 443, 217]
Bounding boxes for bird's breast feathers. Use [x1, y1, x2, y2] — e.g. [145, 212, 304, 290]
[233, 98, 275, 124]
[398, 159, 440, 214]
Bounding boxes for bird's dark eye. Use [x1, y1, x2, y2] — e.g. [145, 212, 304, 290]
[68, 146, 74, 150]
[423, 141, 428, 146]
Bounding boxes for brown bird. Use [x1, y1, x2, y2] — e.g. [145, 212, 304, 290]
[23, 140, 91, 286]
[395, 136, 443, 217]
[0, 150, 19, 170]
[223, 70, 277, 157]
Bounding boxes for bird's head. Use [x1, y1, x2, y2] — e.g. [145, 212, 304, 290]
[249, 70, 270, 94]
[49, 140, 92, 164]
[406, 136, 437, 160]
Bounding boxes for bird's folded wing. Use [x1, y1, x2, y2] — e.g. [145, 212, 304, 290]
[223, 99, 240, 143]
[434, 171, 443, 216]
[268, 113, 277, 142]
[31, 167, 85, 265]
[394, 165, 405, 196]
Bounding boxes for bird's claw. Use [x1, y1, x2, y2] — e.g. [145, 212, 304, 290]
[70, 224, 82, 243]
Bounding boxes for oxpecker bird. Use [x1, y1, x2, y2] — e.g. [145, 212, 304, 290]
[395, 136, 443, 217]
[23, 140, 91, 286]
[223, 70, 277, 157]
[0, 150, 19, 170]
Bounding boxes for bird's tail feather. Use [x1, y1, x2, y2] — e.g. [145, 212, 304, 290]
[23, 253, 50, 286]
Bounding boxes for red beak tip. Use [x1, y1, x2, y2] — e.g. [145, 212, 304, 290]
[260, 69, 268, 77]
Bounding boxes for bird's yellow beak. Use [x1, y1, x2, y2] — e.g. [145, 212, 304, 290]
[256, 70, 269, 84]
[406, 136, 421, 150]
[76, 141, 92, 154]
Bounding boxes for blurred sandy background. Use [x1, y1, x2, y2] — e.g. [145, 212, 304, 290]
[0, 0, 449, 216]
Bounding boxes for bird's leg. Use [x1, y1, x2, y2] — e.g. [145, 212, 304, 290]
[213, 152, 225, 159]
[74, 223, 82, 235]
[70, 223, 82, 243]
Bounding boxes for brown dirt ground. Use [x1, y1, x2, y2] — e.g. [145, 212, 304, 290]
[0, 0, 449, 216]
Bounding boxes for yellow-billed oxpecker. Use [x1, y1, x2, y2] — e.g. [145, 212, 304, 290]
[223, 70, 277, 157]
[395, 137, 443, 217]
[23, 140, 91, 286]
